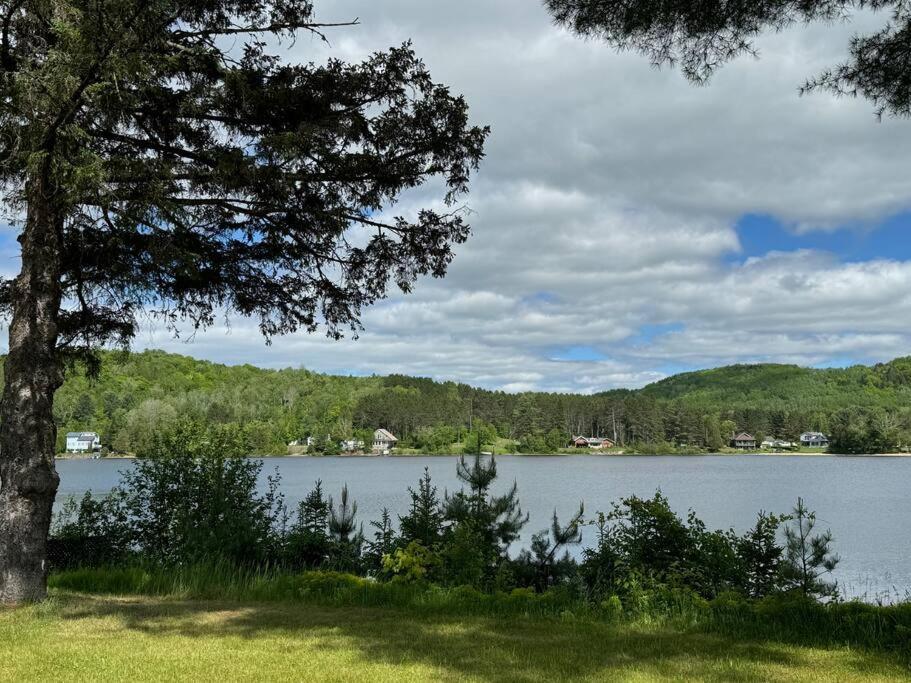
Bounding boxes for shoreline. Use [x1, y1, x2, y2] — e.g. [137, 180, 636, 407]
[55, 451, 911, 460]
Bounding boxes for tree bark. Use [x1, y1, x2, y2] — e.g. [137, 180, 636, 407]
[0, 174, 63, 604]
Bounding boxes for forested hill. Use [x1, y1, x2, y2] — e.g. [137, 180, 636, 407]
[640, 360, 911, 409]
[47, 350, 911, 455]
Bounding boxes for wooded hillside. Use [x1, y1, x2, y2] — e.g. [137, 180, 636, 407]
[46, 351, 911, 454]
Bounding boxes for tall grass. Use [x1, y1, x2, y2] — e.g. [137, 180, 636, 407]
[50, 563, 595, 620]
[707, 591, 911, 654]
[50, 564, 911, 658]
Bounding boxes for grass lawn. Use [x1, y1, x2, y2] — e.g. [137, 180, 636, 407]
[0, 592, 908, 682]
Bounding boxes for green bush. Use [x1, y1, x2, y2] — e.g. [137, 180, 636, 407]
[383, 541, 441, 583]
[600, 595, 623, 622]
[52, 420, 286, 567]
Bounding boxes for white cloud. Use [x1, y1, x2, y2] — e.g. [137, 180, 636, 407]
[133, 233, 911, 392]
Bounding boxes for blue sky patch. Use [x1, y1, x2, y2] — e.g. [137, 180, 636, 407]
[732, 213, 911, 263]
[523, 291, 559, 305]
[629, 322, 685, 345]
[550, 345, 608, 362]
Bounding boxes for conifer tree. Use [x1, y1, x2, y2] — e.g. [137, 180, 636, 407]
[328, 484, 363, 570]
[444, 455, 528, 576]
[299, 481, 330, 537]
[525, 503, 584, 591]
[364, 507, 396, 572]
[736, 510, 786, 599]
[328, 484, 360, 545]
[0, 0, 487, 602]
[398, 467, 444, 549]
[288, 479, 331, 567]
[546, 0, 911, 118]
[780, 498, 840, 599]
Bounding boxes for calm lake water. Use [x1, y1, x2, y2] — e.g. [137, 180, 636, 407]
[56, 454, 911, 601]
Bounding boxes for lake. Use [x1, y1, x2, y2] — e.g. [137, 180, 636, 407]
[56, 454, 911, 601]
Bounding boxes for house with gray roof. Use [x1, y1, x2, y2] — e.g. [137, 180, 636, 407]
[65, 432, 101, 453]
[800, 432, 829, 448]
[373, 428, 398, 454]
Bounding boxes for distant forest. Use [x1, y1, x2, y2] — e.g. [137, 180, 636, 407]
[46, 350, 911, 455]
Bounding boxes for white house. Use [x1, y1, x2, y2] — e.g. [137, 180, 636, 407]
[761, 438, 795, 450]
[66, 432, 101, 453]
[373, 428, 398, 454]
[288, 435, 327, 448]
[800, 432, 829, 448]
[340, 439, 365, 453]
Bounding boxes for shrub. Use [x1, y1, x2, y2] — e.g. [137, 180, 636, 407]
[50, 491, 131, 568]
[51, 420, 285, 568]
[600, 595, 623, 622]
[119, 420, 285, 565]
[383, 541, 441, 583]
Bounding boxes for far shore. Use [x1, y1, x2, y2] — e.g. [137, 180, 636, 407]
[55, 450, 911, 460]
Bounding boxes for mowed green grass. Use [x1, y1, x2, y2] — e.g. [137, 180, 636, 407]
[0, 592, 908, 682]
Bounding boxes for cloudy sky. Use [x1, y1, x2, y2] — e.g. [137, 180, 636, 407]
[8, 1, 911, 392]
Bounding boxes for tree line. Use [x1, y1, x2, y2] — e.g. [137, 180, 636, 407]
[48, 350, 911, 455]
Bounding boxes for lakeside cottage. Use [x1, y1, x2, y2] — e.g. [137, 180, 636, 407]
[340, 439, 365, 453]
[731, 432, 756, 449]
[761, 438, 795, 450]
[288, 436, 325, 448]
[65, 431, 101, 453]
[373, 428, 398, 454]
[570, 436, 615, 449]
[800, 432, 829, 448]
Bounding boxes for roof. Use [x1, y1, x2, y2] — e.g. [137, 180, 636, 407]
[374, 428, 397, 441]
[733, 432, 754, 441]
[66, 432, 98, 440]
[801, 432, 828, 439]
[572, 436, 612, 444]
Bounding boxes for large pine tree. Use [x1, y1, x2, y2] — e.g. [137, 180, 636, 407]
[0, 0, 487, 603]
[546, 0, 911, 118]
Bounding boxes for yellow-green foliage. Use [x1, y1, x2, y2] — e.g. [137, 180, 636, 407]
[382, 542, 441, 582]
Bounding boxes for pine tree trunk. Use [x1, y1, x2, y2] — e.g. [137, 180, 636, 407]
[0, 175, 63, 604]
